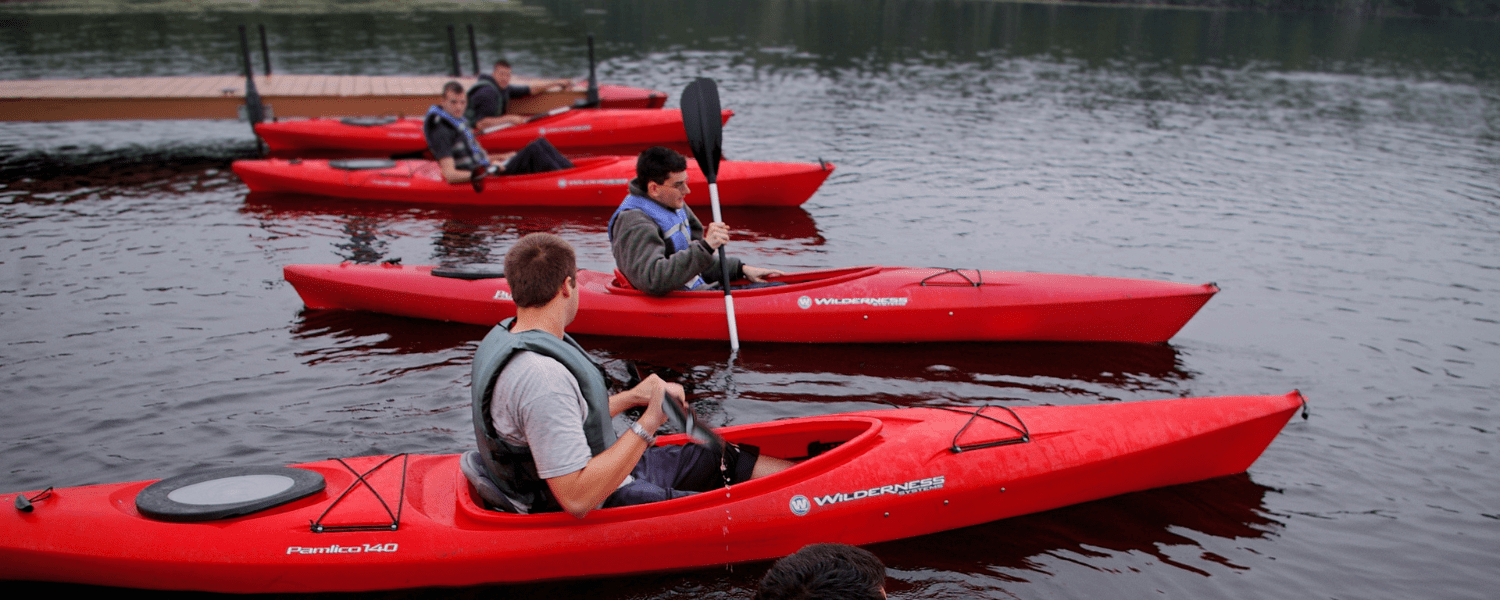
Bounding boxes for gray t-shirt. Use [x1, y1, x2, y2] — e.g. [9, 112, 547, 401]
[489, 351, 594, 481]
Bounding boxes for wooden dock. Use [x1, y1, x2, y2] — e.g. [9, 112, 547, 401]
[0, 74, 601, 121]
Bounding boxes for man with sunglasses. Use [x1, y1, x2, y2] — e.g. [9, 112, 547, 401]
[607, 146, 783, 295]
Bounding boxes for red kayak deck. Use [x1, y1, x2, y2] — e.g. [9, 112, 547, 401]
[0, 393, 1304, 592]
[234, 156, 832, 207]
[284, 264, 1219, 343]
[256, 108, 731, 157]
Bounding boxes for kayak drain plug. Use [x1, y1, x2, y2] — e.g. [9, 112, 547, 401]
[14, 487, 53, 513]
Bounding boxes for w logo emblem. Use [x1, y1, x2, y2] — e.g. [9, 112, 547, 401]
[789, 495, 810, 516]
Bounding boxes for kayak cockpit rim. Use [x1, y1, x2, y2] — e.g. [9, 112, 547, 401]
[453, 414, 885, 524]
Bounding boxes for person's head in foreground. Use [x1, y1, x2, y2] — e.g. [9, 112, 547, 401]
[754, 543, 887, 600]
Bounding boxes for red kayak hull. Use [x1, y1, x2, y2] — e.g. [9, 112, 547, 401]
[284, 264, 1218, 343]
[233, 156, 832, 207]
[0, 393, 1303, 592]
[255, 109, 731, 156]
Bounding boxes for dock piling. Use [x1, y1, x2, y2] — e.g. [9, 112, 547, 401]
[258, 24, 271, 77]
[467, 24, 480, 76]
[447, 25, 460, 77]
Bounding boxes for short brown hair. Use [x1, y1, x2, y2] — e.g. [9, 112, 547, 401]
[504, 233, 576, 308]
[442, 80, 465, 97]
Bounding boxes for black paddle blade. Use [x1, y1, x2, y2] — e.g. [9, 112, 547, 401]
[681, 77, 723, 183]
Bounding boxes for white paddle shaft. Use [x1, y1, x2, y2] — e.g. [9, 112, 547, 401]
[708, 182, 740, 351]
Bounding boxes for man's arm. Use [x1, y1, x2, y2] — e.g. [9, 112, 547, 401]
[545, 376, 676, 518]
[516, 80, 572, 95]
[436, 156, 473, 184]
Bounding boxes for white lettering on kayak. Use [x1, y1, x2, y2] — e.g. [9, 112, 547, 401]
[557, 178, 629, 189]
[493, 290, 512, 301]
[807, 476, 945, 510]
[796, 295, 909, 309]
[286, 543, 398, 555]
[538, 125, 591, 134]
[368, 179, 411, 188]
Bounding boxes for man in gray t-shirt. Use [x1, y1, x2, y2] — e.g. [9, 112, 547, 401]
[472, 233, 792, 518]
[488, 352, 597, 513]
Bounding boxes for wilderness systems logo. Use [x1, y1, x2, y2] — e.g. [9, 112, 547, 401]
[796, 295, 909, 309]
[789, 476, 945, 515]
[287, 543, 398, 555]
[556, 178, 629, 188]
[493, 290, 513, 301]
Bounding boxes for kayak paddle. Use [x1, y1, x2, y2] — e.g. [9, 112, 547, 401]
[681, 77, 740, 351]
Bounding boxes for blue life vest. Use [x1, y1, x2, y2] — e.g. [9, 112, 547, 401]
[424, 104, 489, 170]
[608, 194, 707, 290]
[471, 318, 615, 513]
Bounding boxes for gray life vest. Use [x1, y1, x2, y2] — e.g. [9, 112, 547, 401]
[470, 318, 615, 513]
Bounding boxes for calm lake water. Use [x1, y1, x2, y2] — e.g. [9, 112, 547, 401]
[2, 1, 1497, 598]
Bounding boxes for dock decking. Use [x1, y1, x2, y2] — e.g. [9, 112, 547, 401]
[0, 74, 590, 121]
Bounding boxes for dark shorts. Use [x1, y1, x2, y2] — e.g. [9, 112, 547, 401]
[604, 442, 760, 508]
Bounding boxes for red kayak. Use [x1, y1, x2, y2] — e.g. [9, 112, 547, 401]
[234, 156, 833, 207]
[255, 108, 731, 156]
[283, 264, 1219, 343]
[0, 392, 1304, 592]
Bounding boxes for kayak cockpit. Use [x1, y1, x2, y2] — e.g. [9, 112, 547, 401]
[453, 414, 884, 524]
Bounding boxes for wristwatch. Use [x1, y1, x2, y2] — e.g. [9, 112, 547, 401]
[628, 421, 656, 446]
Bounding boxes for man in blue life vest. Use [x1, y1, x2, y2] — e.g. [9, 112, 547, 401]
[424, 81, 573, 185]
[467, 60, 572, 132]
[608, 147, 784, 295]
[470, 233, 792, 517]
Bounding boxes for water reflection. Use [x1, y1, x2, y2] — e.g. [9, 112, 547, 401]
[289, 309, 1194, 407]
[875, 473, 1280, 588]
[243, 191, 824, 264]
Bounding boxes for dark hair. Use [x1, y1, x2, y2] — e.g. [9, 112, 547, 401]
[503, 233, 576, 308]
[442, 80, 465, 97]
[492, 59, 512, 69]
[633, 146, 688, 190]
[754, 543, 887, 600]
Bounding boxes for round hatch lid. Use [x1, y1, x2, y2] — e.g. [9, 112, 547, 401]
[135, 466, 325, 522]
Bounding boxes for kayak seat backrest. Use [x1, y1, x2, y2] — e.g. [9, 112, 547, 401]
[612, 269, 635, 289]
[460, 450, 521, 513]
[329, 158, 398, 170]
[340, 115, 400, 127]
[433, 265, 506, 280]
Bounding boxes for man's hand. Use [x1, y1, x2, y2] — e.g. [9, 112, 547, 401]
[629, 374, 680, 433]
[742, 265, 785, 283]
[704, 221, 730, 250]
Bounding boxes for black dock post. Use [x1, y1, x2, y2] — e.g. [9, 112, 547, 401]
[258, 24, 271, 76]
[447, 25, 461, 77]
[468, 24, 480, 76]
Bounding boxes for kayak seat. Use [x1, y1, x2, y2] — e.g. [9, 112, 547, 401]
[328, 158, 398, 170]
[340, 115, 400, 127]
[459, 450, 521, 513]
[433, 265, 506, 280]
[612, 269, 635, 289]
